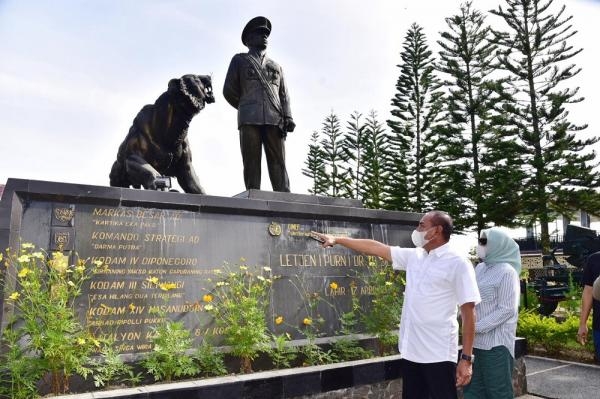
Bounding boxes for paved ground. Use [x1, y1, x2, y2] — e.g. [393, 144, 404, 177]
[521, 355, 600, 399]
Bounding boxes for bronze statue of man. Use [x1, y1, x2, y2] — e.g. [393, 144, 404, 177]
[223, 16, 295, 192]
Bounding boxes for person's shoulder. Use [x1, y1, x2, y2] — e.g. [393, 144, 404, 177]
[586, 252, 600, 270]
[497, 262, 519, 276]
[588, 251, 600, 262]
[231, 53, 247, 62]
[437, 243, 466, 260]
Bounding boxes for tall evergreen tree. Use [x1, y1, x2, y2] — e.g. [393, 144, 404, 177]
[320, 111, 352, 198]
[433, 1, 525, 233]
[343, 112, 367, 199]
[491, 0, 600, 251]
[302, 130, 329, 195]
[386, 23, 444, 213]
[361, 110, 390, 209]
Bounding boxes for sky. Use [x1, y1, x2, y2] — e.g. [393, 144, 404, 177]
[1, 0, 599, 245]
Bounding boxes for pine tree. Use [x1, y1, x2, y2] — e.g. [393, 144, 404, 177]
[361, 110, 390, 209]
[302, 130, 329, 195]
[386, 23, 444, 213]
[343, 112, 367, 199]
[491, 0, 600, 251]
[320, 111, 352, 198]
[433, 1, 525, 232]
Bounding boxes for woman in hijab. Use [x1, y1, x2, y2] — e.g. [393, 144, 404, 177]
[463, 227, 521, 399]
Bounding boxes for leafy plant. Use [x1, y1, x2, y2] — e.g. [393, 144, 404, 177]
[90, 341, 141, 388]
[295, 286, 336, 366]
[1, 244, 104, 395]
[195, 340, 227, 377]
[269, 333, 298, 369]
[359, 258, 404, 355]
[142, 318, 199, 381]
[203, 261, 273, 373]
[330, 285, 373, 361]
[0, 318, 45, 399]
[517, 310, 593, 355]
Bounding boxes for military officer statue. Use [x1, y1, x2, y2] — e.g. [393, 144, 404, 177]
[223, 16, 295, 192]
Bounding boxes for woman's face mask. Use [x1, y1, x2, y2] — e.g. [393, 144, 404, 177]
[476, 244, 486, 259]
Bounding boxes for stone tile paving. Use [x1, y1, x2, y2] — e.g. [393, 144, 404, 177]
[525, 355, 600, 399]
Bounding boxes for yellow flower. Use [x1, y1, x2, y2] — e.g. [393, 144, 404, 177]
[17, 255, 31, 263]
[77, 337, 86, 345]
[21, 243, 34, 249]
[303, 318, 313, 326]
[275, 316, 284, 325]
[75, 265, 85, 273]
[67, 281, 75, 287]
[17, 268, 30, 278]
[146, 276, 159, 285]
[329, 282, 338, 290]
[204, 304, 214, 311]
[49, 252, 68, 273]
[92, 338, 101, 348]
[239, 265, 248, 271]
[385, 281, 393, 286]
[203, 294, 213, 303]
[263, 266, 271, 272]
[9, 292, 20, 300]
[159, 282, 176, 291]
[31, 252, 44, 260]
[216, 281, 225, 287]
[256, 275, 265, 281]
[128, 303, 136, 312]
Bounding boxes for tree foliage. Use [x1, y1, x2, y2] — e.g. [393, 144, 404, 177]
[302, 130, 329, 195]
[320, 111, 352, 198]
[386, 23, 444, 213]
[491, 0, 600, 250]
[433, 1, 525, 232]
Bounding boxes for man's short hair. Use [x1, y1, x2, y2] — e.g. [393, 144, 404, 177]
[428, 210, 453, 241]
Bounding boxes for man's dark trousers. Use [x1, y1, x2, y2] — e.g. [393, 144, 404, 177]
[400, 359, 458, 399]
[239, 124, 289, 192]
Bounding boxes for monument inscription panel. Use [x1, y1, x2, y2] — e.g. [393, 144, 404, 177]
[0, 180, 419, 355]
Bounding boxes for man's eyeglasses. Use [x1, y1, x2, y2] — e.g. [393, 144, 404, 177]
[478, 238, 487, 246]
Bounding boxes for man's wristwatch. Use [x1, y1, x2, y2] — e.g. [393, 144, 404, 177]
[460, 353, 474, 363]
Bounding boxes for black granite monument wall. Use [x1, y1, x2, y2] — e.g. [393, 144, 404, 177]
[0, 179, 421, 356]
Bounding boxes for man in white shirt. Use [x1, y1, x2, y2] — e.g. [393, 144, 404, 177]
[313, 211, 480, 399]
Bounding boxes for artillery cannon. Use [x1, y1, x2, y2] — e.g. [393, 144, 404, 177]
[529, 224, 600, 315]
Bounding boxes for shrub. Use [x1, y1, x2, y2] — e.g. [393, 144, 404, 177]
[517, 310, 593, 355]
[142, 318, 199, 381]
[359, 257, 404, 355]
[0, 244, 104, 395]
[203, 261, 273, 373]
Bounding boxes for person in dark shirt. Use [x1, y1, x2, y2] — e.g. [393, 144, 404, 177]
[578, 251, 600, 363]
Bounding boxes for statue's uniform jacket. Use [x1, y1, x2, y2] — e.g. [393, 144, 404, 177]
[223, 52, 292, 129]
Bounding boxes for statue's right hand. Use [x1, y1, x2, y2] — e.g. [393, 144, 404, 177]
[284, 118, 296, 133]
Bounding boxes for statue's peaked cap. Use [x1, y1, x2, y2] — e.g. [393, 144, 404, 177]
[242, 16, 271, 45]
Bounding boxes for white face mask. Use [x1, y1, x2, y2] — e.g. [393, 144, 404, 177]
[476, 244, 486, 260]
[411, 227, 433, 248]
